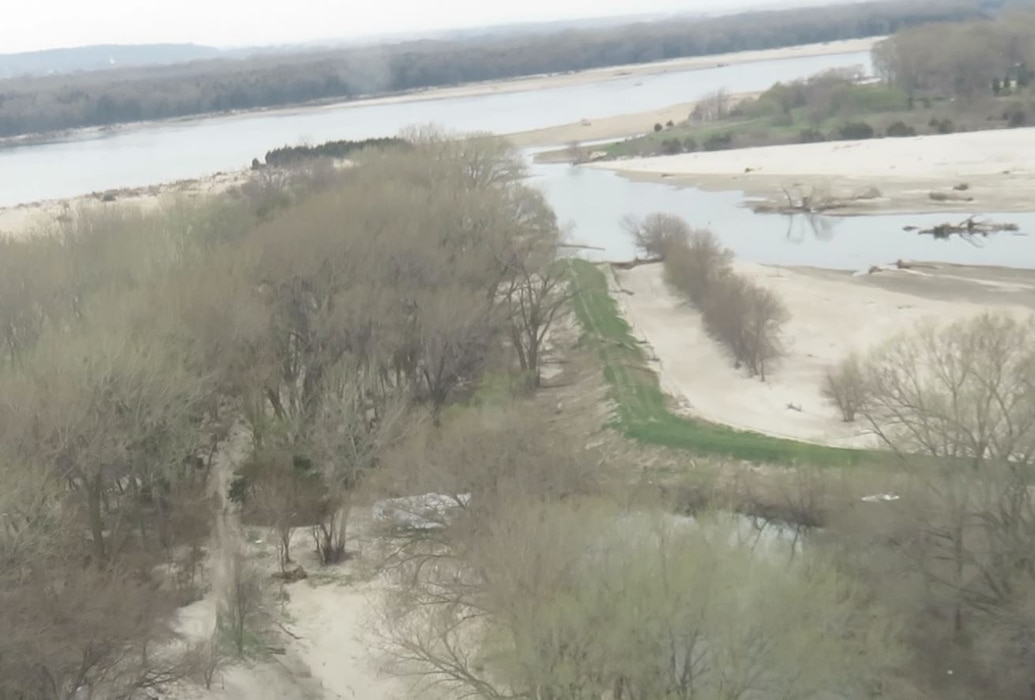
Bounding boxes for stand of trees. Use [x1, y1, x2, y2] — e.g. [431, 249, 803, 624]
[628, 213, 790, 381]
[0, 0, 989, 138]
[0, 130, 572, 699]
[873, 8, 1035, 97]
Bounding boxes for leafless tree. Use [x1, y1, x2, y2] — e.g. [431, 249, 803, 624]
[381, 498, 901, 700]
[622, 212, 692, 260]
[822, 353, 869, 422]
[740, 282, 790, 382]
[857, 312, 1035, 686]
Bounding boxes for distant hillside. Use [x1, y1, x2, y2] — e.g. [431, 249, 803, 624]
[0, 44, 222, 78]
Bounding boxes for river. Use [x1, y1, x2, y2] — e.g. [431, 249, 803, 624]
[532, 165, 1035, 270]
[0, 51, 869, 209]
[4, 47, 1031, 271]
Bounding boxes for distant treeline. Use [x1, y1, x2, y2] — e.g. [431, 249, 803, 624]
[874, 7, 1035, 97]
[0, 0, 1001, 138]
[262, 137, 411, 166]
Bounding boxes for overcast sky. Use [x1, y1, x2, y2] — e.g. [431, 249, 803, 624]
[5, 0, 808, 53]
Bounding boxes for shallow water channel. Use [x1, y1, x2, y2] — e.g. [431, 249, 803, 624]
[532, 163, 1035, 270]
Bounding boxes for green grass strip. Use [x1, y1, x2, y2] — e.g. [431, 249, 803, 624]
[567, 259, 868, 466]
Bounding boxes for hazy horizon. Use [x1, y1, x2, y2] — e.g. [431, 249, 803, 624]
[7, 0, 830, 54]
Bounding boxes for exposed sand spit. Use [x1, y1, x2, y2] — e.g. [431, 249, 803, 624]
[612, 262, 1035, 447]
[589, 128, 1035, 213]
[331, 38, 878, 111]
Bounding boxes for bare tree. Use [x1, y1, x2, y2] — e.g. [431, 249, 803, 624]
[661, 226, 733, 306]
[622, 212, 692, 260]
[822, 353, 869, 422]
[381, 498, 901, 700]
[307, 360, 409, 564]
[233, 449, 325, 572]
[740, 282, 790, 382]
[858, 312, 1035, 674]
[218, 539, 264, 656]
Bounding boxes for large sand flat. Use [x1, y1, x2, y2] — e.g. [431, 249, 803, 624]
[590, 128, 1035, 213]
[613, 262, 1035, 448]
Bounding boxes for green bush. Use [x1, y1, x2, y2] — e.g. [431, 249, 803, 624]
[682, 137, 698, 152]
[264, 137, 409, 166]
[703, 133, 734, 151]
[885, 120, 916, 137]
[798, 128, 826, 143]
[660, 138, 684, 155]
[836, 121, 875, 140]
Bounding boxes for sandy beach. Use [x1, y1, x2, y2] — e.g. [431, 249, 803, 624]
[342, 37, 878, 110]
[588, 127, 1035, 213]
[613, 261, 1035, 448]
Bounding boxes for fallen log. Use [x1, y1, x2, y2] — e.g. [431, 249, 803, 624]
[917, 215, 1019, 240]
[609, 256, 664, 270]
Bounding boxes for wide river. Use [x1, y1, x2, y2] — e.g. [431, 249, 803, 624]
[1, 51, 869, 208]
[3, 48, 1032, 270]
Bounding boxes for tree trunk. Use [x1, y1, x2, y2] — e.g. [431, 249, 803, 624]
[87, 475, 107, 566]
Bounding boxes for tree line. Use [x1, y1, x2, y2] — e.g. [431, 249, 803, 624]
[0, 0, 990, 138]
[874, 7, 1035, 97]
[626, 213, 789, 381]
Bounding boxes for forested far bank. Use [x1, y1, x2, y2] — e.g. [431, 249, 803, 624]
[0, 0, 993, 139]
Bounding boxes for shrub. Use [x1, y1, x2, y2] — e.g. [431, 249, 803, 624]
[1009, 109, 1027, 127]
[836, 121, 875, 140]
[821, 354, 869, 422]
[665, 119, 675, 127]
[885, 120, 916, 137]
[660, 138, 684, 155]
[263, 136, 409, 166]
[654, 122, 664, 132]
[622, 213, 692, 259]
[682, 137, 698, 152]
[663, 229, 733, 306]
[798, 128, 826, 143]
[703, 133, 733, 151]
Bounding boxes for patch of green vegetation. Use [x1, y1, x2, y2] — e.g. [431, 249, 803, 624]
[567, 259, 867, 466]
[262, 137, 410, 167]
[601, 74, 1029, 160]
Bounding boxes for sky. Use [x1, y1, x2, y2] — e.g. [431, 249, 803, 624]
[4, 0, 805, 54]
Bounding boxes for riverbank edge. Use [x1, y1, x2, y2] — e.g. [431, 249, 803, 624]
[566, 258, 869, 465]
[0, 38, 880, 151]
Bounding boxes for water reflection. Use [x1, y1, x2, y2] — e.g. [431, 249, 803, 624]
[784, 213, 840, 243]
[533, 164, 1035, 270]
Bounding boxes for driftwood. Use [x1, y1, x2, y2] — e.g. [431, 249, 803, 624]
[751, 184, 882, 216]
[559, 243, 607, 251]
[610, 256, 664, 270]
[916, 216, 1020, 245]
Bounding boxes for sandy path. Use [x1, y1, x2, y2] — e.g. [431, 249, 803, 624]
[589, 128, 1035, 213]
[285, 577, 409, 700]
[613, 262, 1034, 447]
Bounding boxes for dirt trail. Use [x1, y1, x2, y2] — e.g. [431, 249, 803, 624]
[172, 423, 408, 700]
